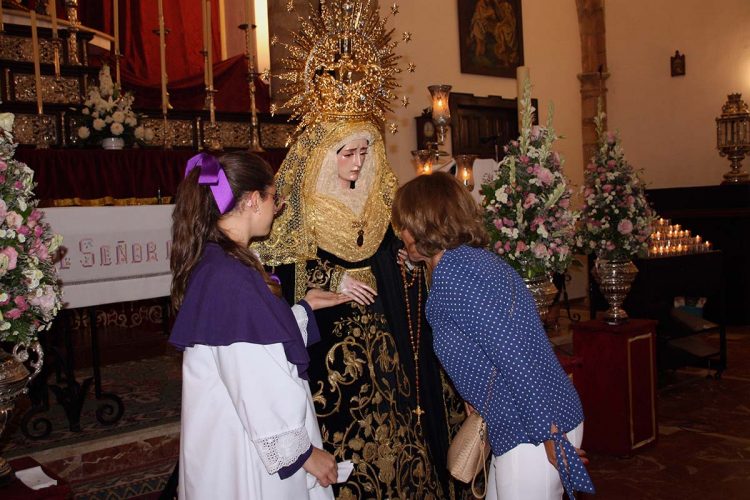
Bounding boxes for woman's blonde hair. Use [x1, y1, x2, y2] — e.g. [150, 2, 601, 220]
[392, 172, 489, 257]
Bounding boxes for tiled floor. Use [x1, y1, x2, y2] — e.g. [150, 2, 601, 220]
[4, 306, 749, 499]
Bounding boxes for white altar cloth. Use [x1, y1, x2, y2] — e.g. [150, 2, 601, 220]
[43, 205, 173, 309]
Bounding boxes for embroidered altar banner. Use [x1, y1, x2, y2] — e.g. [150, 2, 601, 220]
[42, 205, 174, 309]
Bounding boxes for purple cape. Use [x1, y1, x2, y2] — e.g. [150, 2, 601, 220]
[169, 243, 318, 380]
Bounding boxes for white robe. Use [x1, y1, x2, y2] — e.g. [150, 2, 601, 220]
[179, 305, 334, 499]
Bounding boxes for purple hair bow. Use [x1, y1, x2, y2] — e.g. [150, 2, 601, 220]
[184, 153, 235, 214]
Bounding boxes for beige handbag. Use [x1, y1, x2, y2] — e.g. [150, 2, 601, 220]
[447, 368, 497, 497]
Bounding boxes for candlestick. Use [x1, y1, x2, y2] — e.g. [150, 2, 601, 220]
[50, 3, 61, 79]
[157, 0, 169, 115]
[30, 11, 43, 115]
[240, 21, 264, 152]
[0, 0, 4, 32]
[113, 0, 121, 83]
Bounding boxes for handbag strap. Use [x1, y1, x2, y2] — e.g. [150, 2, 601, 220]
[470, 367, 498, 498]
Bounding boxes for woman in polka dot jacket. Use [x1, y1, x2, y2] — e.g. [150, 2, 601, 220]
[392, 172, 595, 500]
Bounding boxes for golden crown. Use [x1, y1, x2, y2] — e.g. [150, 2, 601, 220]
[273, 0, 405, 131]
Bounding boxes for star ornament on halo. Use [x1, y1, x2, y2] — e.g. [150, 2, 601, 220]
[391, 3, 399, 15]
[389, 122, 399, 134]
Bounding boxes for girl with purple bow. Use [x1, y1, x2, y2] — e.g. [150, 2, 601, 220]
[169, 152, 350, 499]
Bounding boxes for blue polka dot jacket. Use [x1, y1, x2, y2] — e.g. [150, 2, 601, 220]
[426, 245, 595, 497]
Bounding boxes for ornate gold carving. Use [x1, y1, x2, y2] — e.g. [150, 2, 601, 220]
[141, 118, 195, 148]
[215, 121, 252, 149]
[12, 73, 81, 104]
[11, 114, 57, 146]
[0, 34, 58, 64]
[259, 122, 296, 149]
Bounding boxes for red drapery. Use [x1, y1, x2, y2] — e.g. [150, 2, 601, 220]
[77, 1, 268, 113]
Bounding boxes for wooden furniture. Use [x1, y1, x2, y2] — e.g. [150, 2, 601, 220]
[2, 457, 71, 499]
[573, 319, 658, 455]
[447, 92, 537, 159]
[589, 251, 726, 375]
[646, 184, 750, 325]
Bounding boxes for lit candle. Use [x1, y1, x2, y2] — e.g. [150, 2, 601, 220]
[113, 0, 120, 82]
[30, 11, 43, 115]
[50, 0, 58, 38]
[157, 0, 168, 114]
[695, 235, 702, 244]
[705, 241, 711, 250]
[206, 0, 214, 89]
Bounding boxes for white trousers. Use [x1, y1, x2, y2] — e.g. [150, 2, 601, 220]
[485, 423, 584, 500]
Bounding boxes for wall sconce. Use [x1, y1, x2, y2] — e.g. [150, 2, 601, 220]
[455, 154, 476, 191]
[716, 93, 750, 184]
[428, 84, 452, 147]
[412, 149, 435, 175]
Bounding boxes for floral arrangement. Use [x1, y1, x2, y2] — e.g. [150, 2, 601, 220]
[0, 113, 63, 345]
[480, 81, 578, 278]
[76, 65, 153, 146]
[575, 110, 655, 260]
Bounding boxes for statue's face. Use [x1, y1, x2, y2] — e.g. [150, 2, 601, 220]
[336, 139, 369, 184]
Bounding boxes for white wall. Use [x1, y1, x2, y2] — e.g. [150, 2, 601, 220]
[606, 0, 750, 188]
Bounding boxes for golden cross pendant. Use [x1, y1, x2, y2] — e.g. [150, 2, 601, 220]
[413, 405, 424, 425]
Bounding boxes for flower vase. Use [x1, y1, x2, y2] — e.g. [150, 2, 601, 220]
[101, 137, 125, 150]
[523, 274, 557, 324]
[593, 257, 639, 324]
[0, 343, 43, 484]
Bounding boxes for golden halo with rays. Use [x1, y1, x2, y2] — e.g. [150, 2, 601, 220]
[277, 0, 402, 131]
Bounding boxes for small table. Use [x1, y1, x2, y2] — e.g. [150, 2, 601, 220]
[2, 457, 71, 499]
[573, 319, 658, 455]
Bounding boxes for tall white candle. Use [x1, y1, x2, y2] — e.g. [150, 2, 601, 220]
[30, 11, 44, 115]
[206, 0, 214, 88]
[113, 0, 120, 82]
[202, 0, 209, 87]
[157, 0, 168, 114]
[50, 0, 58, 38]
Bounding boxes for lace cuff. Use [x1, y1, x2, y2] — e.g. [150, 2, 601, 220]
[291, 304, 309, 346]
[253, 426, 312, 475]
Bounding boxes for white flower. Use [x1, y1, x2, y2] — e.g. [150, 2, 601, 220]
[82, 108, 90, 115]
[134, 126, 145, 140]
[77, 126, 91, 139]
[0, 322, 10, 331]
[0, 112, 15, 132]
[93, 118, 106, 131]
[110, 122, 124, 136]
[49, 234, 62, 253]
[125, 116, 137, 127]
[495, 189, 508, 204]
[105, 115, 113, 124]
[17, 233, 25, 243]
[144, 128, 155, 141]
[112, 111, 125, 123]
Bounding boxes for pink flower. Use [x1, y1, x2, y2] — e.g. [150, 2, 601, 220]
[0, 199, 6, 218]
[602, 184, 613, 193]
[13, 180, 23, 190]
[532, 243, 549, 259]
[531, 125, 541, 140]
[537, 167, 554, 186]
[0, 160, 6, 171]
[516, 241, 528, 252]
[5, 308, 22, 319]
[607, 131, 617, 145]
[625, 195, 635, 207]
[493, 219, 504, 230]
[559, 198, 570, 208]
[33, 225, 43, 237]
[494, 241, 504, 254]
[520, 155, 530, 165]
[14, 295, 29, 312]
[28, 209, 42, 222]
[617, 219, 634, 235]
[502, 218, 515, 227]
[5, 211, 22, 229]
[18, 225, 30, 236]
[0, 247, 18, 270]
[523, 193, 538, 209]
